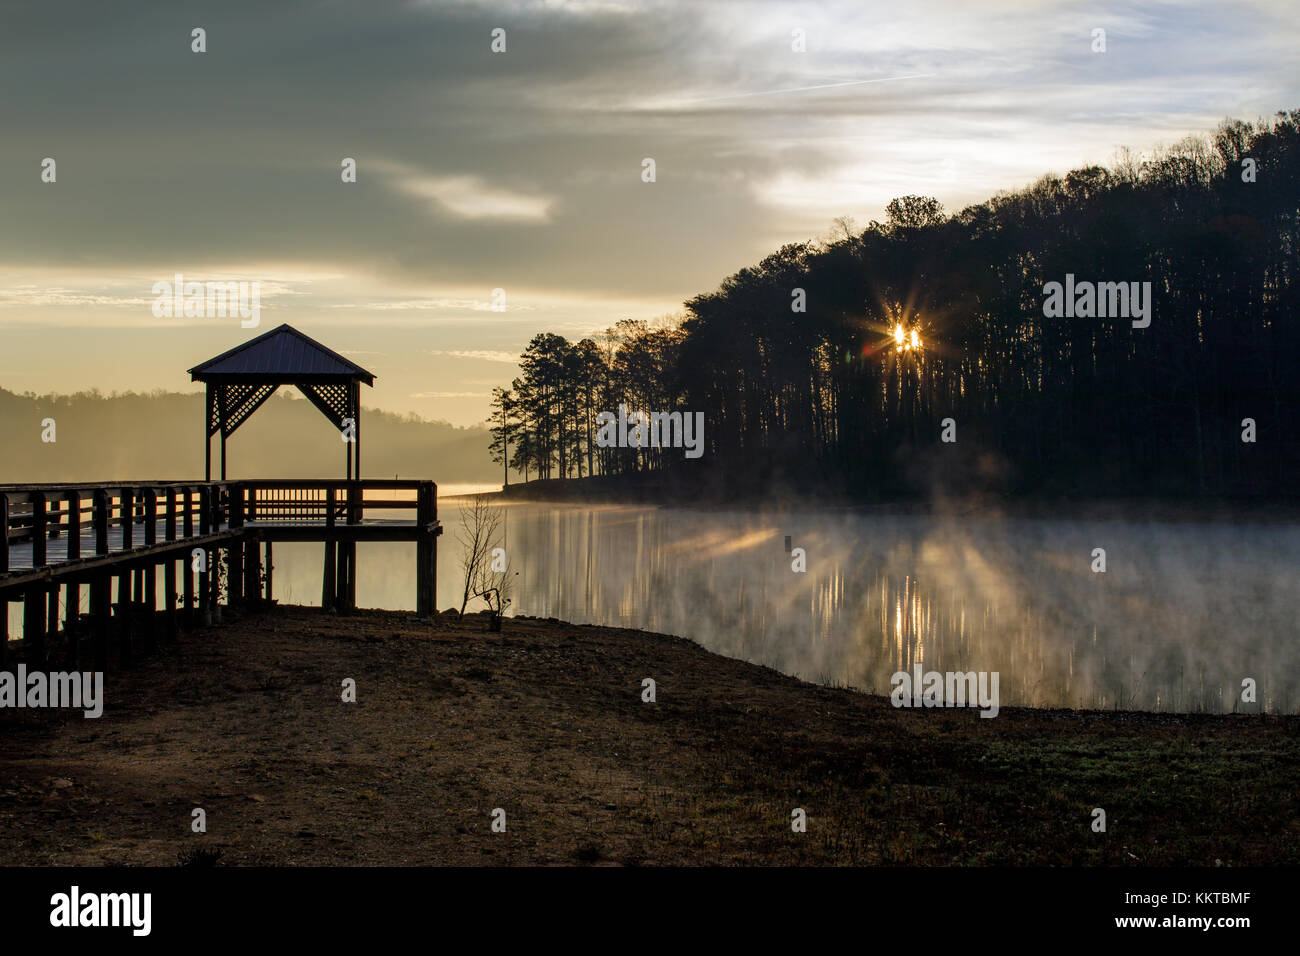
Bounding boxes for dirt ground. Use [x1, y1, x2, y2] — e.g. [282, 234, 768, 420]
[2, 604, 1298, 866]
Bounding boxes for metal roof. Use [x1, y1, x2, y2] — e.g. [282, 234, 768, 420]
[188, 324, 375, 385]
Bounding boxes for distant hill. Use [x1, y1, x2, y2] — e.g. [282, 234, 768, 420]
[0, 387, 497, 483]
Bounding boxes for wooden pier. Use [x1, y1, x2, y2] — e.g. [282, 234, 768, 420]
[0, 479, 441, 670]
[1, 325, 444, 671]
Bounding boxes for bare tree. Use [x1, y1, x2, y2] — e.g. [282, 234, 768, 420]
[456, 495, 511, 621]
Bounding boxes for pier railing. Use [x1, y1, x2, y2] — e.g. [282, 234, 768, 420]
[1, 479, 441, 667]
[1, 479, 439, 565]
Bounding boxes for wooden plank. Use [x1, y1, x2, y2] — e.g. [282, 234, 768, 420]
[0, 529, 241, 590]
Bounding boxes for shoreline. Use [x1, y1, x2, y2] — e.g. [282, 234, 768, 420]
[469, 480, 1300, 525]
[1, 604, 1296, 866]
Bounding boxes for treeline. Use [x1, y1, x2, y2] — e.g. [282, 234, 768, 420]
[0, 388, 496, 483]
[491, 111, 1300, 499]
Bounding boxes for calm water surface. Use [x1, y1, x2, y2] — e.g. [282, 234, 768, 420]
[262, 499, 1300, 714]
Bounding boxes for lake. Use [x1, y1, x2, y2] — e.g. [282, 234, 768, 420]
[263, 497, 1300, 714]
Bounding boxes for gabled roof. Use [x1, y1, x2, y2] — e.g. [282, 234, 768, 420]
[188, 324, 375, 385]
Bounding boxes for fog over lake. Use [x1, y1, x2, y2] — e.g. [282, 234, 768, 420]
[258, 499, 1300, 714]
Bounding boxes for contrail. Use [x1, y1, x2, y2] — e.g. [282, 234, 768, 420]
[671, 73, 935, 105]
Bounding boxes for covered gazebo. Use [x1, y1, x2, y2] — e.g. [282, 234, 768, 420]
[188, 324, 375, 480]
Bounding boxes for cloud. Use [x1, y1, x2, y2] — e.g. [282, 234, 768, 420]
[327, 297, 536, 312]
[409, 391, 492, 398]
[373, 160, 554, 222]
[427, 349, 521, 363]
[1, 0, 1298, 420]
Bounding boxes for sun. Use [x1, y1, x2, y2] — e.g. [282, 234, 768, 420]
[893, 322, 923, 352]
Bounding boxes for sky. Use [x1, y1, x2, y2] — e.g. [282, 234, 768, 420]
[0, 0, 1297, 426]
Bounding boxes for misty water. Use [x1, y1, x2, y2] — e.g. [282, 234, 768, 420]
[260, 499, 1299, 715]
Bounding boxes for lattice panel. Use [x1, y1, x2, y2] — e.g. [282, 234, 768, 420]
[298, 383, 355, 430]
[221, 383, 279, 436]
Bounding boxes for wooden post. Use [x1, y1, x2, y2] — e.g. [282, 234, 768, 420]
[116, 569, 133, 667]
[228, 485, 244, 604]
[244, 534, 260, 603]
[46, 585, 59, 648]
[165, 488, 177, 541]
[64, 582, 78, 666]
[65, 491, 80, 562]
[31, 493, 46, 567]
[321, 541, 337, 610]
[24, 588, 45, 661]
[165, 558, 177, 641]
[94, 490, 109, 555]
[430, 483, 438, 614]
[91, 577, 109, 671]
[143, 490, 158, 652]
[336, 541, 347, 613]
[0, 493, 9, 577]
[346, 542, 357, 611]
[204, 385, 213, 482]
[163, 486, 177, 638]
[132, 566, 143, 648]
[198, 486, 211, 624]
[354, 381, 362, 479]
[182, 487, 195, 625]
[416, 483, 435, 618]
[322, 487, 337, 610]
[264, 541, 273, 602]
[92, 490, 110, 669]
[120, 487, 134, 551]
[144, 490, 157, 548]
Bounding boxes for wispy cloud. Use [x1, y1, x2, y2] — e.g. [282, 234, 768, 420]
[427, 349, 521, 364]
[409, 390, 492, 398]
[373, 160, 553, 223]
[328, 297, 535, 312]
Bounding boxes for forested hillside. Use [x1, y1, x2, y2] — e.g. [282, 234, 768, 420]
[491, 111, 1300, 499]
